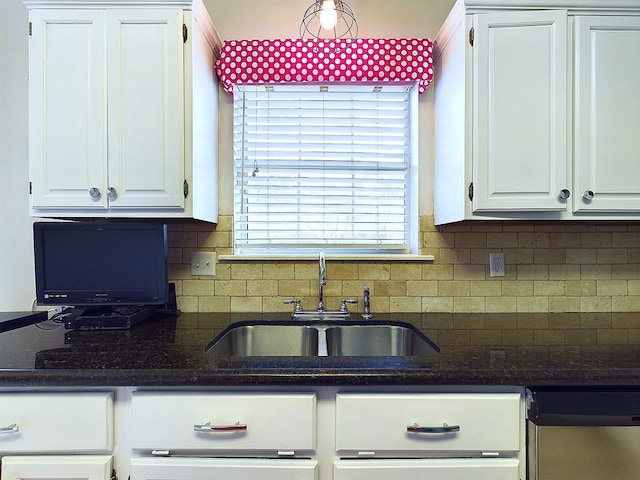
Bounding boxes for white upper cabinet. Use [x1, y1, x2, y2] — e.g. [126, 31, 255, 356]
[573, 15, 640, 213]
[473, 10, 568, 213]
[106, 9, 185, 211]
[28, 10, 108, 212]
[25, 0, 219, 222]
[434, 1, 640, 224]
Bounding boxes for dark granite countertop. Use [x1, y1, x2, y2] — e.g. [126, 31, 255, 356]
[0, 312, 638, 388]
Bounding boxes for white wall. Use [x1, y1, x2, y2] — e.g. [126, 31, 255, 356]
[0, 0, 454, 311]
[0, 0, 33, 310]
[204, 0, 455, 215]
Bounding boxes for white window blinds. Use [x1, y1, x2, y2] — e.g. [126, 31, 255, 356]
[233, 83, 417, 254]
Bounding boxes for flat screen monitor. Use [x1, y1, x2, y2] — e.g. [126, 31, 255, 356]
[34, 222, 168, 307]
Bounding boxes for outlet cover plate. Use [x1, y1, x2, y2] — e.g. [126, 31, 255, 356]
[489, 252, 505, 277]
[191, 252, 216, 276]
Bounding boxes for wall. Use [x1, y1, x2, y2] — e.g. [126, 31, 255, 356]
[167, 217, 640, 356]
[0, 0, 452, 311]
[2, 0, 640, 356]
[168, 217, 640, 314]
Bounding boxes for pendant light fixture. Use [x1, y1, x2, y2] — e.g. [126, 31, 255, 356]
[300, 0, 358, 40]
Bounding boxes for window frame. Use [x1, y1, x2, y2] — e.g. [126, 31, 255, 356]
[232, 82, 420, 256]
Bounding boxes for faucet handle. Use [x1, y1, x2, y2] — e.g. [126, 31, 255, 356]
[339, 298, 358, 313]
[283, 298, 303, 313]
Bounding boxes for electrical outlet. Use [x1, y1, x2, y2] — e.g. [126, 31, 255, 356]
[489, 252, 505, 277]
[191, 252, 216, 276]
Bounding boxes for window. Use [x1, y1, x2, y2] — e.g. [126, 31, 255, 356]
[233, 83, 418, 255]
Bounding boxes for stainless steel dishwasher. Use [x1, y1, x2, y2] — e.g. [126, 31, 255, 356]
[527, 389, 640, 480]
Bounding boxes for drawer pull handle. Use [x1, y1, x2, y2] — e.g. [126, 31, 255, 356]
[407, 422, 460, 433]
[0, 423, 19, 434]
[193, 421, 247, 432]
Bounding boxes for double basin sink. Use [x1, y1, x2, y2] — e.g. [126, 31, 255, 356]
[205, 318, 440, 357]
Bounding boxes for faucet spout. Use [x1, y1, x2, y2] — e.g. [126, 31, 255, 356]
[318, 251, 326, 311]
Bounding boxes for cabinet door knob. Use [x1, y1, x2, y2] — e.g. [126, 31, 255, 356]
[583, 190, 595, 201]
[0, 423, 19, 434]
[106, 187, 117, 199]
[89, 187, 101, 199]
[558, 189, 571, 200]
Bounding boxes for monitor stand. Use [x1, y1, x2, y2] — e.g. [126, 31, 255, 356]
[64, 306, 156, 330]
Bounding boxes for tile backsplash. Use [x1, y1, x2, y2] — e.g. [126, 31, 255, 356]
[168, 215, 640, 315]
[167, 216, 640, 351]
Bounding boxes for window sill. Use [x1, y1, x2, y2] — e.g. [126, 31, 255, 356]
[218, 254, 435, 262]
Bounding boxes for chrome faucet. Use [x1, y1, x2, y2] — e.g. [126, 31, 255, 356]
[318, 251, 327, 312]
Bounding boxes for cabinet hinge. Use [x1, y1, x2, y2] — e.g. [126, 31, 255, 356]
[468, 182, 474, 201]
[110, 469, 118, 480]
[29, 181, 32, 195]
[469, 27, 474, 47]
[183, 179, 189, 198]
[29, 21, 32, 36]
[183, 24, 188, 43]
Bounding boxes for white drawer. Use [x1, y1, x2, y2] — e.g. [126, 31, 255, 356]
[131, 457, 318, 480]
[1, 455, 113, 480]
[131, 392, 316, 453]
[334, 458, 520, 480]
[336, 393, 521, 456]
[0, 392, 114, 453]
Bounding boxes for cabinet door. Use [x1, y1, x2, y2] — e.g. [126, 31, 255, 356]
[130, 457, 318, 480]
[131, 392, 316, 454]
[106, 9, 185, 211]
[29, 10, 108, 212]
[334, 458, 519, 480]
[1, 455, 112, 480]
[0, 392, 113, 453]
[335, 393, 521, 456]
[473, 10, 569, 212]
[574, 16, 640, 212]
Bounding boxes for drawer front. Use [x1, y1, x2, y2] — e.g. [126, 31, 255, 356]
[1, 455, 113, 480]
[0, 392, 114, 453]
[130, 457, 318, 480]
[131, 392, 316, 453]
[336, 393, 521, 455]
[334, 458, 520, 480]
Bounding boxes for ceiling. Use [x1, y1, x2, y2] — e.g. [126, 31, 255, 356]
[202, 0, 456, 41]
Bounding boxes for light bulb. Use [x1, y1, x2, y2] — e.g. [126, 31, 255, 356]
[319, 0, 338, 30]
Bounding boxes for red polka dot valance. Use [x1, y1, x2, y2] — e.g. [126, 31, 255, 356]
[215, 38, 434, 95]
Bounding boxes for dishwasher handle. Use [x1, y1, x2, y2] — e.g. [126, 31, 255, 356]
[527, 389, 640, 426]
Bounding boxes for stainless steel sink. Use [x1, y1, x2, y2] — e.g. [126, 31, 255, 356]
[205, 320, 439, 357]
[325, 323, 439, 356]
[205, 323, 319, 357]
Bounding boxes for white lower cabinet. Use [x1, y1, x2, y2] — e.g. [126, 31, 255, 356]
[336, 393, 521, 456]
[0, 391, 114, 480]
[1, 455, 113, 480]
[334, 458, 520, 479]
[334, 392, 522, 480]
[130, 391, 318, 480]
[131, 392, 316, 454]
[131, 457, 318, 480]
[0, 392, 114, 453]
[128, 389, 524, 480]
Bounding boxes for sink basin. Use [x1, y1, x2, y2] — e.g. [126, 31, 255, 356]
[205, 323, 319, 357]
[325, 323, 439, 356]
[205, 320, 439, 357]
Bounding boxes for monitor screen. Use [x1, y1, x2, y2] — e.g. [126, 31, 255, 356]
[34, 222, 168, 307]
